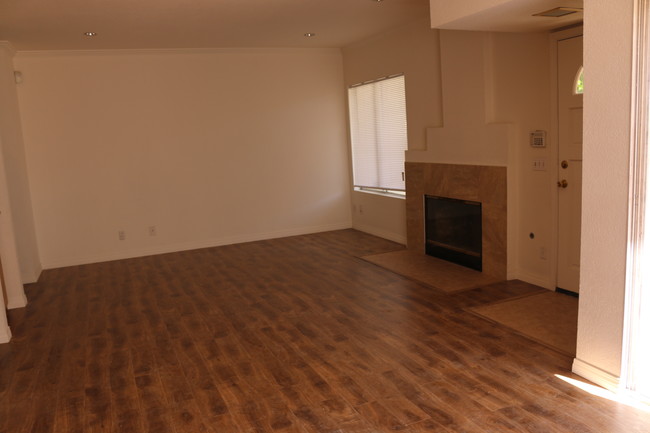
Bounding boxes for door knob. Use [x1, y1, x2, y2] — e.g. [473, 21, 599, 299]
[557, 179, 568, 188]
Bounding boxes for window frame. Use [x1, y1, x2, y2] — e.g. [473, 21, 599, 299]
[347, 74, 408, 198]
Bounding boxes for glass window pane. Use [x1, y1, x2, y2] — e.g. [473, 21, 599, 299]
[348, 75, 408, 192]
[575, 66, 584, 94]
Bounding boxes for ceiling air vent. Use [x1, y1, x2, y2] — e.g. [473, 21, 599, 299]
[533, 7, 583, 18]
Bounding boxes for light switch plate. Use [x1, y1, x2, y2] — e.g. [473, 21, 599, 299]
[532, 159, 547, 171]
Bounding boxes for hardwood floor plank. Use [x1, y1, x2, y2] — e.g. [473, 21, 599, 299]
[171, 401, 218, 433]
[134, 373, 174, 433]
[52, 394, 85, 433]
[108, 348, 145, 433]
[354, 400, 406, 431]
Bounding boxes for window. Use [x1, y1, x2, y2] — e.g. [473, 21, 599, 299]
[348, 75, 408, 195]
[574, 66, 584, 94]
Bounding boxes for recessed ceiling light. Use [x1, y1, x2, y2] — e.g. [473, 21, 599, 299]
[533, 7, 583, 18]
[84, 32, 97, 37]
[304, 33, 316, 37]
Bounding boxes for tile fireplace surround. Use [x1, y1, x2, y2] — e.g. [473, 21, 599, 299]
[405, 162, 507, 279]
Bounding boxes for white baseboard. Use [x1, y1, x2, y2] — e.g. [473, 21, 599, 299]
[41, 222, 353, 269]
[21, 265, 43, 284]
[0, 325, 11, 344]
[7, 299, 27, 310]
[352, 223, 407, 245]
[21, 272, 38, 284]
[572, 358, 621, 391]
[7, 291, 27, 310]
[514, 270, 555, 290]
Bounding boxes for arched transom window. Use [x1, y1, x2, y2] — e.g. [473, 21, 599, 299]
[574, 66, 584, 95]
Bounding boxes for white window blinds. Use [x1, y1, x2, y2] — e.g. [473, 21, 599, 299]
[348, 75, 408, 192]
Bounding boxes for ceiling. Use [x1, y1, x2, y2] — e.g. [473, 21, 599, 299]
[431, 0, 584, 33]
[0, 0, 431, 51]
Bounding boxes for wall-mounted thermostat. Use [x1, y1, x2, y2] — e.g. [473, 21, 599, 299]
[530, 130, 547, 148]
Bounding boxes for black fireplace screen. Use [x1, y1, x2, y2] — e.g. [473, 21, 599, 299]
[424, 195, 482, 271]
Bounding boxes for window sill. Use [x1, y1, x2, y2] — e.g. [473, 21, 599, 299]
[354, 187, 406, 200]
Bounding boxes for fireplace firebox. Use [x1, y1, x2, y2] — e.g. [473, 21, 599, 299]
[424, 195, 482, 271]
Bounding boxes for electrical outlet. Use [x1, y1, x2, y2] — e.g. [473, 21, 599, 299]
[148, 226, 157, 236]
[118, 230, 126, 241]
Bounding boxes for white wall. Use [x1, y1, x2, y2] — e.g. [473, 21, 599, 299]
[572, 0, 634, 385]
[342, 20, 552, 281]
[0, 133, 27, 309]
[429, 0, 512, 28]
[406, 30, 513, 167]
[409, 30, 552, 282]
[342, 19, 443, 244]
[427, 0, 633, 395]
[0, 43, 29, 312]
[429, 0, 584, 33]
[0, 43, 41, 284]
[15, 48, 352, 268]
[0, 282, 10, 342]
[490, 32, 552, 287]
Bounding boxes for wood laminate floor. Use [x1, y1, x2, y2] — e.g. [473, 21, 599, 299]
[1, 229, 648, 433]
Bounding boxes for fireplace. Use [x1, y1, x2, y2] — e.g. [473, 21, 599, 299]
[405, 162, 506, 279]
[425, 195, 482, 271]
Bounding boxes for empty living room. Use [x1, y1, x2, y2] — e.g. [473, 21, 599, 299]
[1, 0, 650, 432]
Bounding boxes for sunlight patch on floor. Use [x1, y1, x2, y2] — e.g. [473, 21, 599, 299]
[555, 374, 650, 413]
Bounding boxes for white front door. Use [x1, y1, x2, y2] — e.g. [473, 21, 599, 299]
[557, 35, 583, 293]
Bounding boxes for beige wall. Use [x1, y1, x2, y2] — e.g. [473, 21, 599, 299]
[0, 43, 41, 283]
[411, 30, 551, 282]
[429, 0, 511, 28]
[342, 19, 443, 244]
[342, 19, 552, 281]
[490, 32, 552, 286]
[429, 0, 584, 33]
[0, 277, 9, 342]
[15, 48, 352, 268]
[0, 132, 27, 309]
[427, 0, 632, 392]
[342, 19, 444, 151]
[573, 0, 634, 383]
